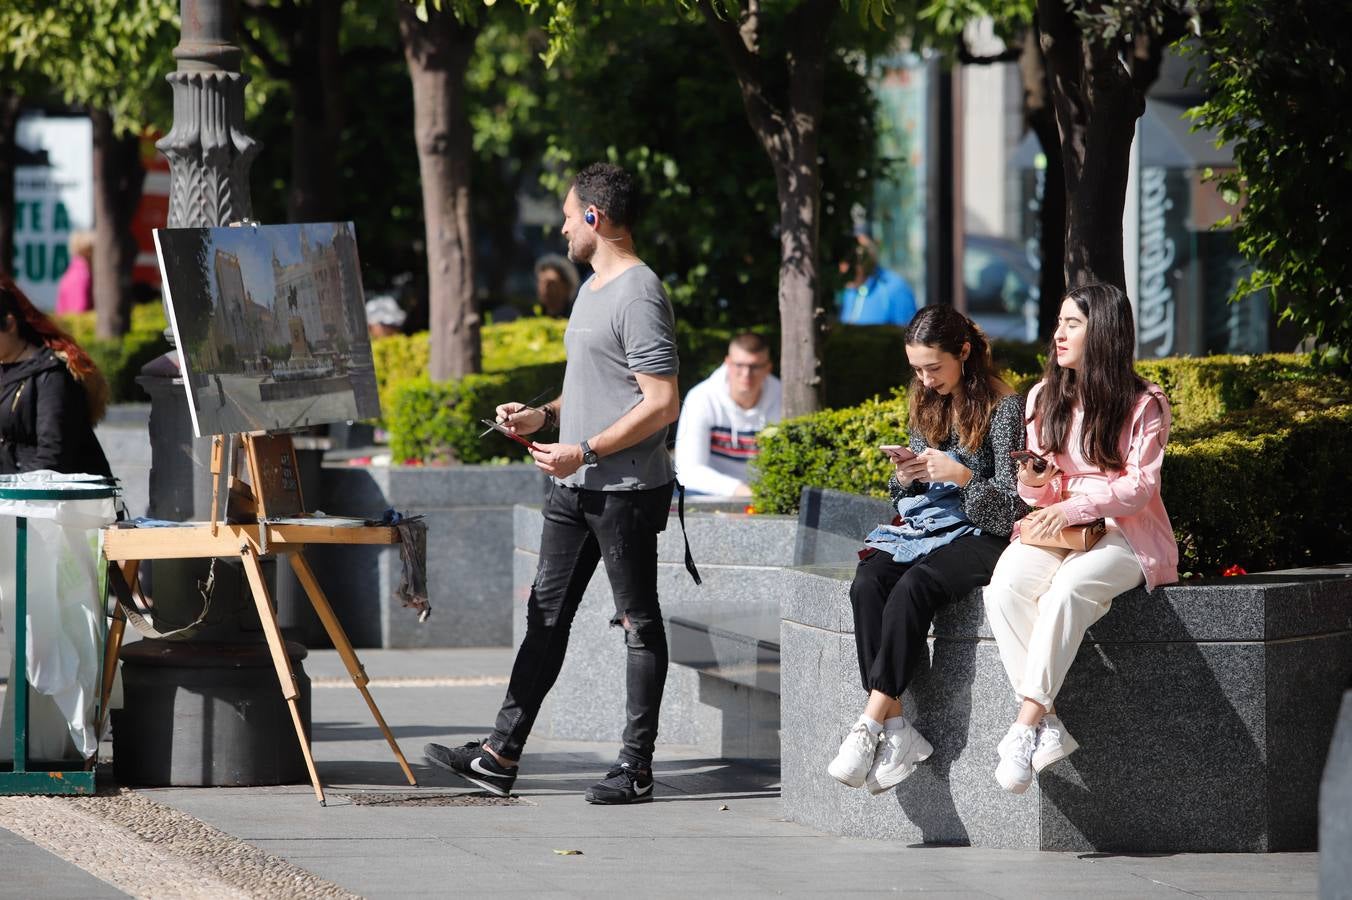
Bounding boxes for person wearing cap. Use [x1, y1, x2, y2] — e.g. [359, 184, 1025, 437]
[837, 233, 917, 327]
[365, 294, 407, 339]
[534, 253, 580, 318]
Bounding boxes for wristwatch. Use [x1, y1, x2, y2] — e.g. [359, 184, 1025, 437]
[580, 439, 600, 466]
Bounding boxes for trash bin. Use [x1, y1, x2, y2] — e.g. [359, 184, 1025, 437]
[0, 472, 117, 795]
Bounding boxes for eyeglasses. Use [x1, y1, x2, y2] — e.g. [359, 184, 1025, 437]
[728, 362, 770, 373]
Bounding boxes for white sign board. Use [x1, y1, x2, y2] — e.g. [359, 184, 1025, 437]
[13, 114, 94, 311]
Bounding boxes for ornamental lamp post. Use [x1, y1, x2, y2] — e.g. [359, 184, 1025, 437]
[115, 0, 312, 787]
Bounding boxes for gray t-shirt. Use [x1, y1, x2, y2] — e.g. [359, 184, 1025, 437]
[557, 264, 678, 490]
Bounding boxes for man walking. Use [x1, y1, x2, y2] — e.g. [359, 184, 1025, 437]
[424, 163, 681, 805]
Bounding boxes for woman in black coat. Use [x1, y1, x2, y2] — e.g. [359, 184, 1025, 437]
[0, 277, 112, 478]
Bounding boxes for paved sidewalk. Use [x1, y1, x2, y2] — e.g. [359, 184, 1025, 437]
[1, 647, 1322, 898]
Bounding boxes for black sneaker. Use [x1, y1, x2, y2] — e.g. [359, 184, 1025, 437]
[423, 741, 517, 797]
[584, 762, 654, 805]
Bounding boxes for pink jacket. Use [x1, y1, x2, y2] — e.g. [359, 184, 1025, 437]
[55, 255, 93, 315]
[1014, 381, 1179, 590]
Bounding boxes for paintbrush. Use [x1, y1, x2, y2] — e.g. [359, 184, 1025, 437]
[478, 385, 557, 438]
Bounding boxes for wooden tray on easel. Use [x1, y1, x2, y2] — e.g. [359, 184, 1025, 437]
[100, 431, 415, 805]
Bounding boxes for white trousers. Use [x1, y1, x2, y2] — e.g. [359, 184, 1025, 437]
[982, 530, 1144, 709]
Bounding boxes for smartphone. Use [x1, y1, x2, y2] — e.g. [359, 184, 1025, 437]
[480, 418, 541, 452]
[1009, 448, 1049, 472]
[879, 445, 917, 462]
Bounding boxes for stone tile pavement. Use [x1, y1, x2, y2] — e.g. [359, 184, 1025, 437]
[0, 648, 1323, 898]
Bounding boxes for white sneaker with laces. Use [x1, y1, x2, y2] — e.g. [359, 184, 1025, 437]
[865, 717, 933, 795]
[1032, 714, 1079, 772]
[995, 723, 1037, 794]
[827, 721, 879, 788]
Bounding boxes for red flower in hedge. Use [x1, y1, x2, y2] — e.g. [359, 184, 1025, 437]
[1222, 564, 1247, 577]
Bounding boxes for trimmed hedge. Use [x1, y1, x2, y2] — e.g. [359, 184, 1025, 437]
[752, 354, 1352, 575]
[388, 362, 566, 464]
[1163, 404, 1352, 573]
[380, 317, 1041, 458]
[56, 304, 171, 404]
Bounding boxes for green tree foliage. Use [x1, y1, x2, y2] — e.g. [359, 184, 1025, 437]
[1188, 1, 1352, 366]
[753, 354, 1352, 573]
[243, 1, 426, 299]
[0, 0, 178, 133]
[2, 1, 180, 337]
[534, 4, 880, 326]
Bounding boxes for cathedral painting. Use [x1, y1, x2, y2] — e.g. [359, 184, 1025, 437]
[154, 222, 380, 437]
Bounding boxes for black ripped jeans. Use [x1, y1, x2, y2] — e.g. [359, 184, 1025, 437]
[488, 480, 673, 767]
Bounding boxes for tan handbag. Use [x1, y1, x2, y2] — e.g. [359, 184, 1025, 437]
[1022, 518, 1107, 551]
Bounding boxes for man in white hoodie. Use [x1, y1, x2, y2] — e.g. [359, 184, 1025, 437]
[674, 333, 782, 497]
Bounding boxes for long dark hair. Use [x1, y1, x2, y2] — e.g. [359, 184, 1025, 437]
[0, 276, 108, 423]
[906, 305, 1005, 451]
[1033, 282, 1146, 471]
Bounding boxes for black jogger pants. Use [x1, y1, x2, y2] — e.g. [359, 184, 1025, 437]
[849, 533, 1007, 698]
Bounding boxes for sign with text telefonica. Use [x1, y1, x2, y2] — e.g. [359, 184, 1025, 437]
[13, 114, 93, 311]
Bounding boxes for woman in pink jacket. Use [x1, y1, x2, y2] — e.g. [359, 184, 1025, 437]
[983, 282, 1178, 794]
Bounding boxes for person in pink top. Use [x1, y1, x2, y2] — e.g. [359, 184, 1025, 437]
[983, 282, 1178, 795]
[55, 230, 94, 315]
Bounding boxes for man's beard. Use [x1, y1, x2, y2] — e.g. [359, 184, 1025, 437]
[568, 238, 595, 265]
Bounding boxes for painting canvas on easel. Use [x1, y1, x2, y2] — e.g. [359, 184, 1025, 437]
[153, 222, 380, 437]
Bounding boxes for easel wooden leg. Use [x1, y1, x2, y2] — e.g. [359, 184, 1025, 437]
[239, 545, 326, 805]
[286, 551, 418, 787]
[96, 560, 138, 742]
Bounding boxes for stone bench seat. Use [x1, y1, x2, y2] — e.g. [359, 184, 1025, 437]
[781, 490, 1352, 852]
[510, 485, 1352, 850]
[512, 504, 794, 761]
[668, 599, 780, 696]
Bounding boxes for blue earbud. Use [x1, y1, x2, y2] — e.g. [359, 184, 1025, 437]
[584, 210, 597, 226]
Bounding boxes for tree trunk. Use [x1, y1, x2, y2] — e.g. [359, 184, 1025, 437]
[701, 0, 834, 418]
[1037, 1, 1183, 297]
[91, 109, 146, 339]
[0, 93, 21, 278]
[1037, 0, 1139, 292]
[775, 3, 831, 418]
[1019, 23, 1066, 339]
[398, 3, 481, 381]
[287, 0, 343, 222]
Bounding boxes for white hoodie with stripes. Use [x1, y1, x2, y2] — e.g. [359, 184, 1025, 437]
[673, 363, 783, 496]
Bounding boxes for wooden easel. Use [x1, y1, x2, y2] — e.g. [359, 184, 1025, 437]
[100, 431, 417, 805]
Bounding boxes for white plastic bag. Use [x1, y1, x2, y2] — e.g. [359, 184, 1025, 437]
[0, 471, 116, 762]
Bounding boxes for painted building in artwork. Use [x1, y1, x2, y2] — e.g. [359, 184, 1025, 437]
[271, 225, 359, 355]
[201, 248, 277, 372]
[194, 223, 371, 379]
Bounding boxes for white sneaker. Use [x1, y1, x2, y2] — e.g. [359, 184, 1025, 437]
[1032, 714, 1079, 773]
[995, 724, 1037, 794]
[865, 718, 933, 795]
[827, 721, 879, 788]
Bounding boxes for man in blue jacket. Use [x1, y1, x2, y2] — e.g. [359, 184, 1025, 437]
[837, 234, 917, 326]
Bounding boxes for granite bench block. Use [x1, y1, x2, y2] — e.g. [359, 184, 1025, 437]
[780, 564, 1352, 851]
[669, 606, 779, 695]
[372, 463, 548, 508]
[511, 504, 784, 760]
[794, 487, 893, 566]
[780, 616, 1041, 848]
[1320, 686, 1352, 898]
[511, 499, 798, 566]
[780, 567, 858, 632]
[670, 511, 799, 567]
[510, 545, 721, 749]
[306, 463, 546, 647]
